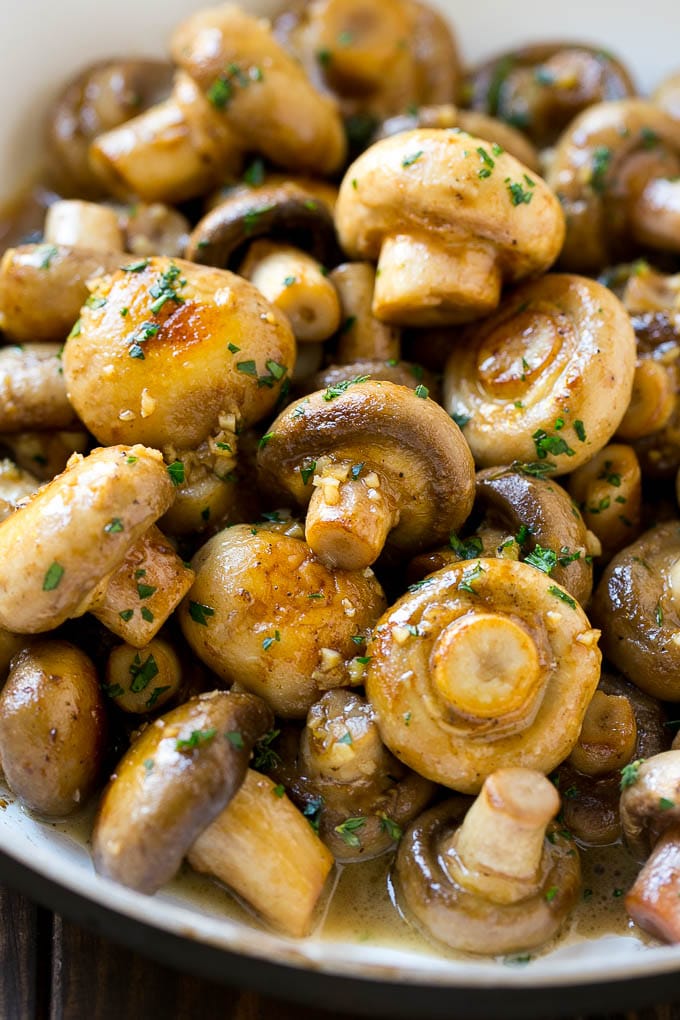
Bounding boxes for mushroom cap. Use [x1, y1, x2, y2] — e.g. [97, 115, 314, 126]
[592, 521, 680, 700]
[0, 444, 174, 633]
[186, 181, 340, 270]
[443, 273, 636, 473]
[394, 797, 580, 954]
[179, 525, 386, 718]
[620, 751, 680, 861]
[171, 4, 346, 176]
[475, 465, 594, 604]
[257, 379, 476, 557]
[62, 256, 295, 449]
[547, 99, 680, 271]
[335, 128, 564, 293]
[92, 690, 273, 893]
[365, 557, 601, 793]
[308, 359, 440, 401]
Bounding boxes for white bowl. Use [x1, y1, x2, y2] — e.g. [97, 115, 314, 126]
[1, 2, 680, 1016]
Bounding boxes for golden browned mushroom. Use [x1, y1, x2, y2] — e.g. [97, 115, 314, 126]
[118, 203, 190, 259]
[554, 670, 667, 846]
[620, 751, 680, 942]
[568, 444, 642, 560]
[463, 43, 635, 149]
[0, 459, 40, 522]
[654, 72, 680, 121]
[179, 524, 386, 718]
[0, 640, 106, 816]
[394, 768, 581, 954]
[104, 638, 182, 715]
[335, 129, 565, 325]
[92, 690, 273, 893]
[43, 200, 124, 252]
[45, 58, 174, 198]
[257, 379, 475, 570]
[443, 274, 636, 473]
[0, 344, 77, 433]
[268, 689, 434, 862]
[548, 100, 680, 272]
[592, 521, 680, 701]
[328, 262, 400, 364]
[0, 444, 192, 647]
[62, 255, 295, 536]
[0, 429, 89, 482]
[366, 557, 601, 793]
[187, 768, 334, 937]
[275, 0, 460, 127]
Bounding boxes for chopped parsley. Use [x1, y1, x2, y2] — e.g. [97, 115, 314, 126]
[188, 601, 215, 626]
[137, 583, 157, 600]
[167, 461, 185, 486]
[533, 428, 575, 460]
[590, 146, 612, 193]
[525, 544, 558, 575]
[146, 685, 171, 709]
[547, 585, 576, 609]
[253, 729, 281, 771]
[619, 760, 643, 791]
[449, 533, 483, 559]
[303, 796, 324, 832]
[226, 731, 244, 749]
[379, 814, 403, 841]
[149, 263, 185, 315]
[322, 374, 369, 401]
[505, 176, 534, 205]
[176, 728, 217, 752]
[104, 518, 124, 534]
[334, 817, 365, 849]
[414, 384, 429, 399]
[43, 562, 64, 591]
[458, 561, 485, 594]
[300, 461, 317, 485]
[451, 412, 471, 428]
[262, 631, 281, 651]
[129, 653, 159, 693]
[402, 150, 424, 168]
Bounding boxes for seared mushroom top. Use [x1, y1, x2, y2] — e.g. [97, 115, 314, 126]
[443, 274, 636, 473]
[463, 43, 635, 149]
[335, 129, 565, 326]
[257, 379, 475, 569]
[548, 99, 680, 272]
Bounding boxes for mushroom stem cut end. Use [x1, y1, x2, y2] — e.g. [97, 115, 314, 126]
[305, 470, 398, 570]
[625, 827, 680, 942]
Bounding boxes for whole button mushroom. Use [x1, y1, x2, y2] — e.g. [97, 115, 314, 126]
[547, 100, 680, 272]
[592, 521, 680, 701]
[268, 689, 434, 862]
[334, 129, 565, 326]
[257, 379, 476, 570]
[620, 751, 680, 942]
[394, 768, 581, 954]
[463, 43, 635, 149]
[443, 274, 636, 473]
[0, 444, 192, 646]
[92, 690, 273, 893]
[104, 638, 182, 715]
[179, 524, 386, 718]
[365, 558, 601, 793]
[0, 641, 107, 817]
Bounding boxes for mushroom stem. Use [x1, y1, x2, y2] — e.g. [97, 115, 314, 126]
[447, 769, 559, 895]
[373, 234, 501, 326]
[301, 688, 390, 786]
[44, 200, 124, 252]
[631, 179, 680, 252]
[625, 826, 680, 942]
[617, 359, 676, 439]
[568, 690, 638, 777]
[330, 263, 400, 363]
[240, 241, 340, 342]
[305, 465, 399, 570]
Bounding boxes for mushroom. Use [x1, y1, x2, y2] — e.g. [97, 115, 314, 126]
[327, 262, 400, 364]
[654, 72, 680, 121]
[0, 344, 77, 433]
[547, 100, 680, 272]
[568, 444, 642, 560]
[257, 379, 476, 570]
[463, 43, 635, 149]
[0, 429, 89, 482]
[0, 444, 192, 647]
[104, 638, 182, 715]
[62, 255, 295, 536]
[188, 768, 334, 936]
[365, 557, 601, 793]
[0, 640, 107, 816]
[0, 243, 124, 343]
[186, 181, 341, 343]
[43, 200, 125, 252]
[268, 689, 434, 862]
[45, 58, 174, 197]
[442, 274, 637, 473]
[394, 768, 581, 954]
[374, 104, 540, 171]
[334, 129, 565, 325]
[553, 670, 668, 846]
[118, 203, 190, 259]
[592, 521, 680, 701]
[92, 690, 273, 893]
[0, 459, 40, 520]
[179, 524, 386, 718]
[620, 751, 680, 942]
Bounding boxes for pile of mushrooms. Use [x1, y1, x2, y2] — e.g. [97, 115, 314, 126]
[4, 0, 680, 962]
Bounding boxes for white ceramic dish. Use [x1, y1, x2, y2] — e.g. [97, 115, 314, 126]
[1, 2, 680, 1016]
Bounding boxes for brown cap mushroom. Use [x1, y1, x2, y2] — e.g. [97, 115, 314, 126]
[394, 768, 581, 954]
[463, 43, 635, 149]
[547, 100, 680, 272]
[592, 520, 680, 700]
[620, 751, 680, 942]
[335, 129, 565, 325]
[365, 557, 601, 793]
[92, 690, 273, 893]
[257, 379, 476, 570]
[179, 524, 386, 718]
[443, 274, 636, 473]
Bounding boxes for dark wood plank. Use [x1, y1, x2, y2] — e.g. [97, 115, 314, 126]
[0, 884, 49, 1020]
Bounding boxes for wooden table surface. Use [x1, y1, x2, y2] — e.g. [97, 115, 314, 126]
[2, 882, 680, 1020]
